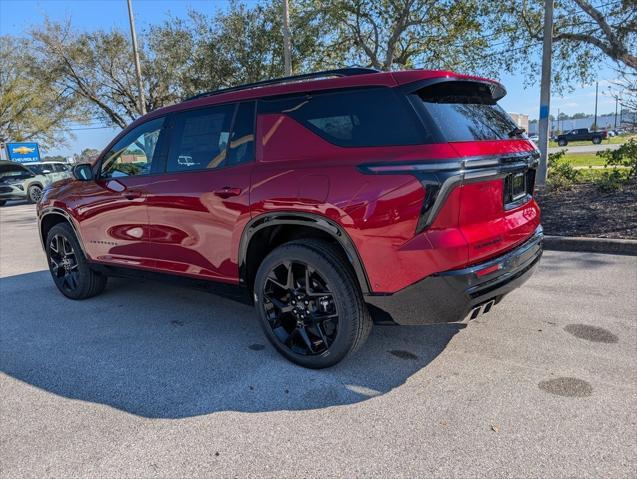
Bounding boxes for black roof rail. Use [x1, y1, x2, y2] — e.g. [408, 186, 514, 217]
[184, 67, 380, 102]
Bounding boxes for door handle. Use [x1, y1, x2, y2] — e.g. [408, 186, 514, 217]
[124, 190, 143, 200]
[214, 187, 242, 198]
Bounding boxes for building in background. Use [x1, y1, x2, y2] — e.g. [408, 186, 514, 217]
[508, 113, 529, 134]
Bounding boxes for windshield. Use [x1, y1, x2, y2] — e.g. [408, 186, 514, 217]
[0, 163, 34, 180]
[25, 164, 48, 175]
[415, 81, 522, 142]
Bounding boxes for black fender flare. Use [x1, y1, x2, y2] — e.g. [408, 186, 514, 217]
[38, 207, 88, 257]
[238, 211, 371, 294]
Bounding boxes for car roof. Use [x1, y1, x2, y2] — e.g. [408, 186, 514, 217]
[24, 161, 65, 165]
[138, 68, 504, 127]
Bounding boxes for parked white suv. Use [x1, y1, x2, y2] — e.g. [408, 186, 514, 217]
[0, 161, 58, 205]
[24, 161, 73, 184]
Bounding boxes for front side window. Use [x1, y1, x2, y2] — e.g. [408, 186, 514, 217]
[259, 88, 429, 147]
[166, 104, 235, 172]
[100, 117, 165, 178]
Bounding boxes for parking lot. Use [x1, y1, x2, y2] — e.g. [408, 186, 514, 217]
[1, 202, 636, 478]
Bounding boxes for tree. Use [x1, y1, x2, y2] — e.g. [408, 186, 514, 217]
[496, 0, 637, 88]
[0, 36, 84, 148]
[302, 0, 508, 75]
[29, 3, 325, 129]
[30, 19, 178, 129]
[75, 148, 100, 164]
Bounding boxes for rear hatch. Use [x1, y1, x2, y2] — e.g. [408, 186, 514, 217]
[410, 79, 540, 264]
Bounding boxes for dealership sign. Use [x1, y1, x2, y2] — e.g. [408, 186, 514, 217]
[6, 142, 41, 163]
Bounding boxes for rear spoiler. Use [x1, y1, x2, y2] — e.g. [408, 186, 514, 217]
[400, 77, 507, 102]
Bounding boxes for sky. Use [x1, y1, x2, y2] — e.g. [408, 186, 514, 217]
[0, 0, 622, 157]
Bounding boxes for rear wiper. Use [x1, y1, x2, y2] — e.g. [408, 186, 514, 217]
[508, 127, 526, 138]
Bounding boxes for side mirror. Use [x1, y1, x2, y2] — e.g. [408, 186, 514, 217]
[73, 163, 94, 181]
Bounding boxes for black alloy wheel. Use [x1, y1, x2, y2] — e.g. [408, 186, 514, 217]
[46, 223, 107, 299]
[254, 239, 372, 368]
[262, 260, 339, 356]
[48, 233, 81, 294]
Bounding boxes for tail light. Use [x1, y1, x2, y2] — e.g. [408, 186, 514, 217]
[359, 152, 539, 233]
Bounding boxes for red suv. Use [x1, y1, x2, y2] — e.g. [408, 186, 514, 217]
[38, 68, 542, 368]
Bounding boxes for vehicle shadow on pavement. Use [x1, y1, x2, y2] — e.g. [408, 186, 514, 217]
[0, 271, 463, 419]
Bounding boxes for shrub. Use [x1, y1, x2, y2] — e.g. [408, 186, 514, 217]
[594, 139, 637, 191]
[596, 169, 625, 193]
[596, 139, 637, 181]
[547, 149, 580, 190]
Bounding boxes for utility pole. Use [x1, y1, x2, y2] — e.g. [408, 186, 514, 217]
[127, 0, 146, 115]
[557, 108, 560, 134]
[536, 0, 554, 186]
[614, 95, 618, 130]
[593, 81, 598, 131]
[282, 0, 292, 76]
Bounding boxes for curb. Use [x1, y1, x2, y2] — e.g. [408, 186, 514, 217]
[544, 235, 637, 256]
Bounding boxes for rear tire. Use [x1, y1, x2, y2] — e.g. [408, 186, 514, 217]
[46, 223, 107, 300]
[254, 239, 372, 368]
[557, 139, 567, 147]
[27, 184, 43, 204]
[0, 200, 6, 206]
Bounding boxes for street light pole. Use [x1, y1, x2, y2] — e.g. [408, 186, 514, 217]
[282, 0, 292, 76]
[127, 0, 146, 116]
[536, 0, 554, 186]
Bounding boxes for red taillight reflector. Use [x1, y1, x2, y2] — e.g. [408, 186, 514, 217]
[476, 263, 502, 277]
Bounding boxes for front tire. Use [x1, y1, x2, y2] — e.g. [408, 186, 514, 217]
[27, 184, 43, 203]
[46, 223, 107, 299]
[592, 137, 602, 144]
[0, 200, 6, 206]
[254, 239, 372, 368]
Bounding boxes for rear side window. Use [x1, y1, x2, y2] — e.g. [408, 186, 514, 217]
[227, 102, 256, 166]
[414, 81, 519, 142]
[166, 104, 234, 172]
[166, 102, 255, 172]
[259, 88, 428, 147]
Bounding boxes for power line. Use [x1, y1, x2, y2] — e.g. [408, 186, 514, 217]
[65, 126, 114, 131]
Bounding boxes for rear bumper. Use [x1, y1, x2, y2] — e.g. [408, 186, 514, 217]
[365, 225, 543, 325]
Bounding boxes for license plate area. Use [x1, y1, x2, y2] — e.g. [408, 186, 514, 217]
[503, 169, 534, 208]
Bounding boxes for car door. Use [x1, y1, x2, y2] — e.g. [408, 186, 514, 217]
[74, 117, 168, 268]
[144, 102, 255, 282]
[47, 164, 62, 183]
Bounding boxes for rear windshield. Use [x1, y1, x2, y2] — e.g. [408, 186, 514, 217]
[415, 81, 521, 142]
[259, 87, 430, 147]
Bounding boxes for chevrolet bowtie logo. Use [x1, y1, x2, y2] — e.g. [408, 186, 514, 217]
[12, 146, 35, 155]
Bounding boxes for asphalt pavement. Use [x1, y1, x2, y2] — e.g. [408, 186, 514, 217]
[1, 203, 636, 478]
